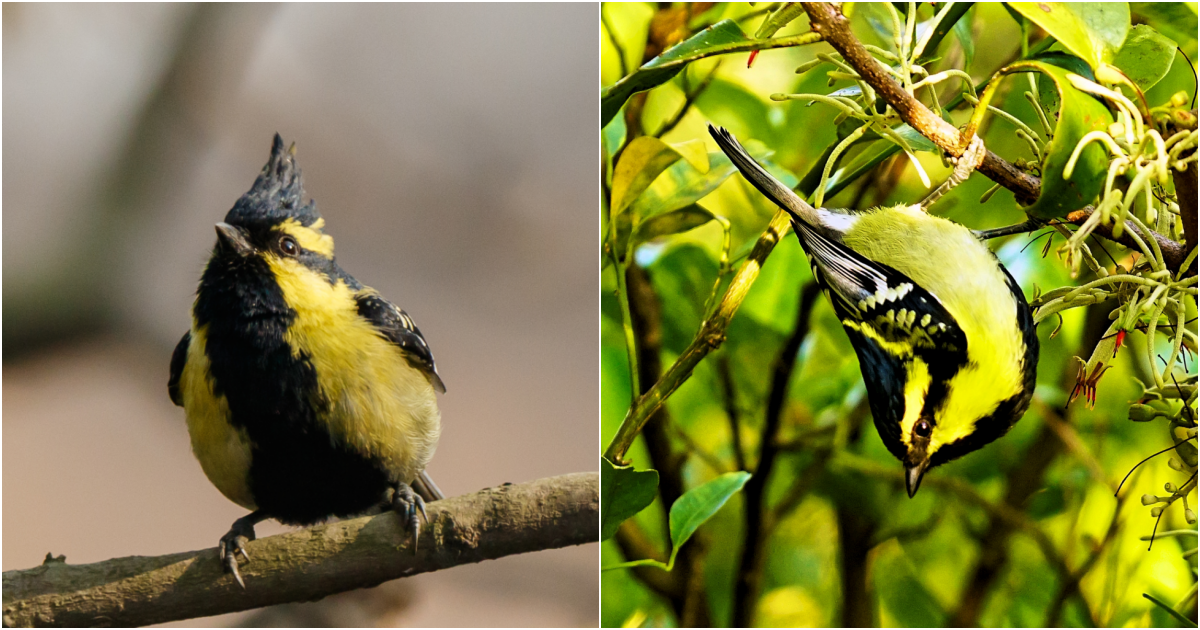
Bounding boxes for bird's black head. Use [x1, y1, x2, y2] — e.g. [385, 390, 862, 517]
[225, 133, 322, 230]
[204, 135, 342, 284]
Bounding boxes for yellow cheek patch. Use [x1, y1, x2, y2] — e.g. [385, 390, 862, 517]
[899, 358, 930, 450]
[278, 217, 335, 258]
[843, 320, 930, 451]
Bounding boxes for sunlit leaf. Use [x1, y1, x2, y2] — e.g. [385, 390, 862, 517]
[1008, 58, 1113, 219]
[671, 139, 710, 173]
[1008, 2, 1129, 70]
[611, 136, 683, 217]
[601, 19, 821, 126]
[630, 151, 737, 220]
[756, 586, 827, 627]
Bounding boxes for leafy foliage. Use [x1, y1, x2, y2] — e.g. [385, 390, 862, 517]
[601, 3, 1197, 628]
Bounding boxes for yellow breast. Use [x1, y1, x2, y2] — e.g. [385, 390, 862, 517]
[268, 257, 441, 483]
[844, 205, 1027, 447]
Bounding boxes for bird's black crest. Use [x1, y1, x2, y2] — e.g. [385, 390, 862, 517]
[225, 134, 321, 228]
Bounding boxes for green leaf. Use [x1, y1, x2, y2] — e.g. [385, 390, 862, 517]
[1112, 24, 1179, 91]
[888, 123, 940, 153]
[1130, 3, 1198, 59]
[672, 139, 710, 173]
[602, 116, 627, 167]
[631, 205, 719, 247]
[605, 470, 751, 572]
[651, 245, 720, 354]
[1010, 59, 1114, 219]
[602, 20, 748, 128]
[1030, 50, 1098, 78]
[753, 2, 808, 39]
[952, 6, 976, 70]
[600, 457, 660, 541]
[630, 151, 737, 220]
[1008, 2, 1129, 70]
[694, 78, 775, 143]
[610, 136, 683, 217]
[602, 151, 736, 266]
[666, 471, 751, 566]
[600, 19, 821, 126]
[834, 119, 939, 153]
[917, 2, 974, 63]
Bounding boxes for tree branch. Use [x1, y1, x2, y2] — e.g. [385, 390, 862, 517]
[1171, 158, 1197, 273]
[800, 2, 1192, 274]
[2, 473, 598, 628]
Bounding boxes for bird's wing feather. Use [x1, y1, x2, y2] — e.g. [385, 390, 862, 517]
[706, 124, 964, 355]
[169, 331, 190, 407]
[798, 220, 966, 354]
[354, 291, 446, 393]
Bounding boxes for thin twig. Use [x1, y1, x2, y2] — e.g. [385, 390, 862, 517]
[717, 354, 748, 473]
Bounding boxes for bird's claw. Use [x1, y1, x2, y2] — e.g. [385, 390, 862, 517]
[218, 517, 258, 589]
[391, 482, 427, 553]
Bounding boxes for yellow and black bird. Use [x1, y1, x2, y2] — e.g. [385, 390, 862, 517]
[169, 135, 445, 586]
[709, 125, 1038, 497]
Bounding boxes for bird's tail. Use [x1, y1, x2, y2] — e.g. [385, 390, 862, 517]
[413, 470, 445, 502]
[707, 124, 821, 227]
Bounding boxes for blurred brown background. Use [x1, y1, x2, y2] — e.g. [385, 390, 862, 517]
[3, 3, 597, 626]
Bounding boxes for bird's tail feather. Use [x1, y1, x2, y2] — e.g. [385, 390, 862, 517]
[413, 470, 444, 502]
[707, 124, 820, 227]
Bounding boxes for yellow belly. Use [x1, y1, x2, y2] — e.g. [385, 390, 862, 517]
[180, 326, 256, 510]
[181, 270, 441, 509]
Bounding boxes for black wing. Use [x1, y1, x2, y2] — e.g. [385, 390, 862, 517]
[795, 221, 966, 357]
[169, 331, 190, 407]
[707, 123, 965, 355]
[355, 290, 446, 393]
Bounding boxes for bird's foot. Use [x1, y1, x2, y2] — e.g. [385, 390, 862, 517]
[219, 511, 264, 589]
[390, 482, 428, 553]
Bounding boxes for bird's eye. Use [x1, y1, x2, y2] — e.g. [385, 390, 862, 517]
[914, 419, 932, 438]
[279, 235, 299, 256]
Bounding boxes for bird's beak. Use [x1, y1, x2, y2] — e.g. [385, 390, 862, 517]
[905, 461, 928, 498]
[215, 222, 253, 256]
